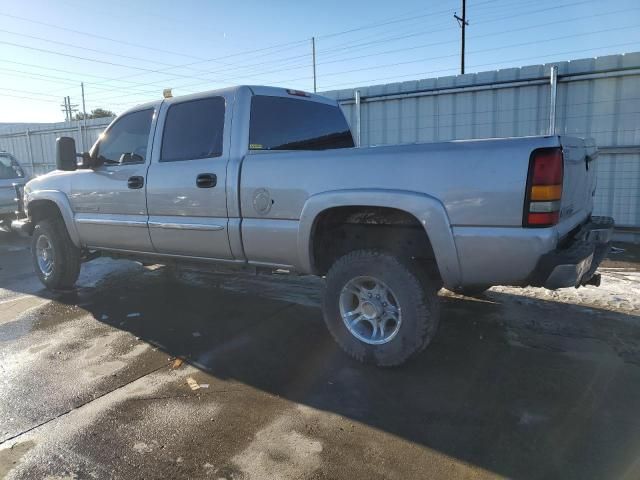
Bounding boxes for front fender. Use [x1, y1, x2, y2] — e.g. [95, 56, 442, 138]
[297, 189, 462, 288]
[26, 190, 80, 247]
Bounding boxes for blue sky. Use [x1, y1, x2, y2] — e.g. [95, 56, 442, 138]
[1, 0, 639, 122]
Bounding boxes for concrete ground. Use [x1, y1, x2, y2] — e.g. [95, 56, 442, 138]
[1, 230, 639, 480]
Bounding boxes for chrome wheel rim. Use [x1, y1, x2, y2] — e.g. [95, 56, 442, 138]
[339, 276, 402, 345]
[35, 234, 55, 278]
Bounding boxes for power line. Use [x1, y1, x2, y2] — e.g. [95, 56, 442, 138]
[90, 23, 637, 105]
[308, 5, 634, 72]
[2, 86, 60, 99]
[86, 0, 608, 101]
[0, 0, 531, 105]
[314, 0, 558, 57]
[131, 17, 640, 101]
[22, 0, 505, 96]
[0, 27, 230, 74]
[317, 0, 501, 39]
[317, 0, 600, 60]
[0, 38, 301, 87]
[73, 39, 311, 94]
[1, 0, 633, 110]
[0, 66, 178, 96]
[0, 11, 227, 63]
[290, 24, 639, 83]
[2, 92, 59, 103]
[320, 41, 640, 89]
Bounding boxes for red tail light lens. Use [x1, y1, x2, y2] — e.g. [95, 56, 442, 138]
[531, 149, 563, 185]
[527, 211, 560, 226]
[524, 148, 563, 228]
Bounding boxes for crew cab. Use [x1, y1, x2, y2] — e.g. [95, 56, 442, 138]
[12, 86, 614, 366]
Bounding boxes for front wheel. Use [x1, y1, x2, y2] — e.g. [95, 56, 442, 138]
[31, 218, 81, 290]
[323, 250, 440, 367]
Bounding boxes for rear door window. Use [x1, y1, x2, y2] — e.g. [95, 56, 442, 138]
[161, 97, 225, 162]
[249, 95, 354, 151]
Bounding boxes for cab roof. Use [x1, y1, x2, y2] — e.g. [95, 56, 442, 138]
[121, 85, 337, 116]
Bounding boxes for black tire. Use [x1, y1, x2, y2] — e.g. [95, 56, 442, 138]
[323, 249, 440, 367]
[31, 217, 81, 290]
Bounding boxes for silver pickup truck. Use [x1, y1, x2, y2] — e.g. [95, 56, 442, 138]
[13, 85, 614, 366]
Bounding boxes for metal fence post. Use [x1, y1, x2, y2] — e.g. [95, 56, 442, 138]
[25, 129, 35, 177]
[354, 90, 361, 147]
[77, 121, 85, 152]
[548, 65, 558, 135]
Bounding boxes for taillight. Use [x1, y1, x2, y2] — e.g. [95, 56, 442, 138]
[524, 148, 563, 227]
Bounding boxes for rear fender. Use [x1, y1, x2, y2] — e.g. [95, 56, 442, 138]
[298, 189, 462, 288]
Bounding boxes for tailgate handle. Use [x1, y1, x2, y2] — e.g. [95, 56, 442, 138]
[196, 173, 217, 188]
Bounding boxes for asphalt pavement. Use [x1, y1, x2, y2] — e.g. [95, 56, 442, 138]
[1, 230, 639, 480]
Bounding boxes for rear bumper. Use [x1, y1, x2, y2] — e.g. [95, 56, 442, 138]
[530, 216, 614, 289]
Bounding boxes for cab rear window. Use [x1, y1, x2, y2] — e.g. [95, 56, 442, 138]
[249, 95, 354, 151]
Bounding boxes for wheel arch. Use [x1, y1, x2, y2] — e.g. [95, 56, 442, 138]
[297, 189, 462, 288]
[27, 191, 80, 247]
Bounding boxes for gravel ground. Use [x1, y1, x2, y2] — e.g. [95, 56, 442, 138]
[1, 230, 639, 480]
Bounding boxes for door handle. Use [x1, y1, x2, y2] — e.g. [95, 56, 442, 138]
[196, 173, 217, 188]
[127, 176, 144, 189]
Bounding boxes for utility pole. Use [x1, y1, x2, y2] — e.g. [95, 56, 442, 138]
[312, 36, 317, 93]
[81, 83, 87, 120]
[61, 96, 78, 122]
[81, 82, 88, 150]
[61, 97, 69, 122]
[454, 0, 469, 75]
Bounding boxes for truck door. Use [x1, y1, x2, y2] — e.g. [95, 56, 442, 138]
[71, 107, 157, 251]
[145, 94, 234, 259]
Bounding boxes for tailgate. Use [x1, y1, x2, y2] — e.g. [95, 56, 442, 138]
[558, 136, 597, 233]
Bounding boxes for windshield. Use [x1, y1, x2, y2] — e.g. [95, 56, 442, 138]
[0, 155, 24, 179]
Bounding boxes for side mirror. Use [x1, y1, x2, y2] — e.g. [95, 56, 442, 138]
[118, 153, 144, 164]
[76, 152, 93, 169]
[55, 137, 78, 171]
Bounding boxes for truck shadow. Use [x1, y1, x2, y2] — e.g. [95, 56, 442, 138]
[62, 263, 640, 480]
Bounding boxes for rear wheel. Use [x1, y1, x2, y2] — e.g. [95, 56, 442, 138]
[323, 250, 440, 367]
[31, 218, 81, 290]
